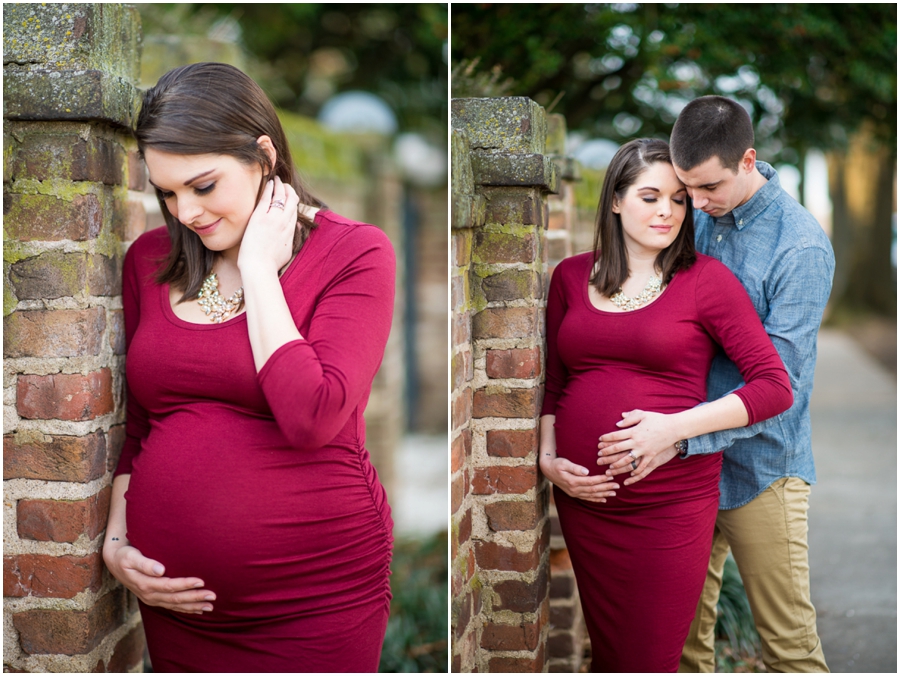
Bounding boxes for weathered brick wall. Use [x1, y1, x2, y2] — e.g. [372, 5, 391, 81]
[3, 4, 146, 672]
[451, 97, 560, 673]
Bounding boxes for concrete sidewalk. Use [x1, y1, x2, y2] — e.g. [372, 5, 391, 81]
[808, 329, 897, 673]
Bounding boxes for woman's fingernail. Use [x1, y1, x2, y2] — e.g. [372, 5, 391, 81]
[193, 582, 203, 588]
[202, 605, 213, 612]
[152, 564, 164, 575]
[204, 594, 215, 601]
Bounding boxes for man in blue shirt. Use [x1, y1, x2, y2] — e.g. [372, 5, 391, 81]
[597, 96, 833, 672]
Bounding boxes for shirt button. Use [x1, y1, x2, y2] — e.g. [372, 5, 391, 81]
[739, 219, 744, 226]
[716, 235, 723, 242]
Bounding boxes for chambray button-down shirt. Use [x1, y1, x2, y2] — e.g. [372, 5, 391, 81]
[687, 162, 835, 509]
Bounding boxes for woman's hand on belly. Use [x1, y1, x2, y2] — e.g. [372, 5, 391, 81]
[539, 456, 619, 503]
[596, 409, 681, 484]
[103, 542, 216, 615]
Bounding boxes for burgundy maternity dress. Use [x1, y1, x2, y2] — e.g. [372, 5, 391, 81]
[115, 211, 395, 672]
[543, 252, 792, 673]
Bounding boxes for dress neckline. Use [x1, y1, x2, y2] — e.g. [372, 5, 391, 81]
[160, 209, 328, 330]
[581, 255, 676, 316]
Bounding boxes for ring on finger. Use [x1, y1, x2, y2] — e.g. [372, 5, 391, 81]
[627, 451, 639, 471]
[271, 199, 286, 210]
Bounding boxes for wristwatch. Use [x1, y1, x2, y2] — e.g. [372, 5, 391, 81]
[675, 439, 689, 458]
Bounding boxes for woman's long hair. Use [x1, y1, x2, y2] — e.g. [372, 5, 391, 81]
[135, 62, 326, 302]
[590, 138, 695, 296]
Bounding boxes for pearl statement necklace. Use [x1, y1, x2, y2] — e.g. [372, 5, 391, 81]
[609, 275, 662, 311]
[198, 273, 243, 323]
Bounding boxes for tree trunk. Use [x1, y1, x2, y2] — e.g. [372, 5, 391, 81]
[827, 128, 897, 318]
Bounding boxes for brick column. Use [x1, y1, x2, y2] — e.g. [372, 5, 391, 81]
[451, 97, 558, 672]
[3, 4, 145, 672]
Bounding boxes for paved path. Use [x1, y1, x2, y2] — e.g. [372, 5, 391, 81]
[808, 329, 897, 673]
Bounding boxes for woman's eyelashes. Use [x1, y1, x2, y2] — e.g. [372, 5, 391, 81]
[642, 197, 686, 205]
[157, 183, 216, 201]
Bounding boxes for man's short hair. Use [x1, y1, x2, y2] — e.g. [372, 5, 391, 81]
[670, 96, 754, 173]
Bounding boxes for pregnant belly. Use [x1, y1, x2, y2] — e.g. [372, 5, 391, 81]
[552, 373, 699, 476]
[124, 418, 389, 615]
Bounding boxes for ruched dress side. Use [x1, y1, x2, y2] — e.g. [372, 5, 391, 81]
[542, 252, 792, 673]
[115, 210, 395, 673]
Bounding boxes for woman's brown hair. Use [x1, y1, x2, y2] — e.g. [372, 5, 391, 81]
[135, 62, 326, 302]
[590, 138, 695, 296]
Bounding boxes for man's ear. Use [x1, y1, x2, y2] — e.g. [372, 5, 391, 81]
[257, 135, 277, 174]
[740, 148, 757, 173]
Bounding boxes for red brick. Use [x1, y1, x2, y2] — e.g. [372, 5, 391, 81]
[458, 507, 472, 547]
[13, 588, 123, 655]
[451, 433, 465, 474]
[486, 348, 541, 379]
[127, 151, 147, 191]
[451, 470, 467, 515]
[452, 309, 470, 349]
[487, 428, 538, 458]
[86, 254, 119, 296]
[11, 134, 123, 185]
[493, 565, 549, 613]
[474, 539, 541, 573]
[474, 232, 537, 264]
[108, 310, 126, 355]
[124, 199, 147, 242]
[472, 466, 538, 495]
[550, 603, 576, 631]
[484, 500, 541, 530]
[8, 252, 88, 300]
[473, 307, 538, 340]
[106, 425, 126, 473]
[473, 388, 538, 418]
[4, 192, 103, 241]
[107, 626, 146, 673]
[453, 591, 473, 641]
[451, 387, 472, 431]
[4, 308, 106, 358]
[452, 349, 470, 393]
[17, 486, 111, 543]
[4, 553, 103, 599]
[549, 548, 573, 573]
[548, 631, 576, 659]
[481, 620, 541, 651]
[4, 431, 107, 482]
[16, 369, 114, 421]
[549, 570, 575, 599]
[481, 270, 541, 303]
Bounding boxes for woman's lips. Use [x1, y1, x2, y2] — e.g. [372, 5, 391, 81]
[650, 225, 673, 232]
[193, 218, 221, 235]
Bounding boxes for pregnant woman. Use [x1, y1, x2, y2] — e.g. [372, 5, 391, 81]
[539, 138, 792, 672]
[102, 63, 395, 672]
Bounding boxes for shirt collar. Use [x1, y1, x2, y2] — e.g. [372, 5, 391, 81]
[730, 161, 781, 230]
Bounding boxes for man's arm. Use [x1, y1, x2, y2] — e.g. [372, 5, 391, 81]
[687, 245, 834, 456]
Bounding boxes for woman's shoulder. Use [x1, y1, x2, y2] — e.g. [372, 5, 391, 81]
[690, 253, 740, 284]
[128, 226, 170, 255]
[553, 251, 594, 279]
[124, 226, 170, 273]
[308, 210, 395, 271]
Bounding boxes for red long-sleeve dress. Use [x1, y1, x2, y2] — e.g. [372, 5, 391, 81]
[115, 211, 395, 672]
[542, 252, 792, 673]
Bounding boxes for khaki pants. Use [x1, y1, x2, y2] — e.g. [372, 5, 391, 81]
[679, 477, 829, 673]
